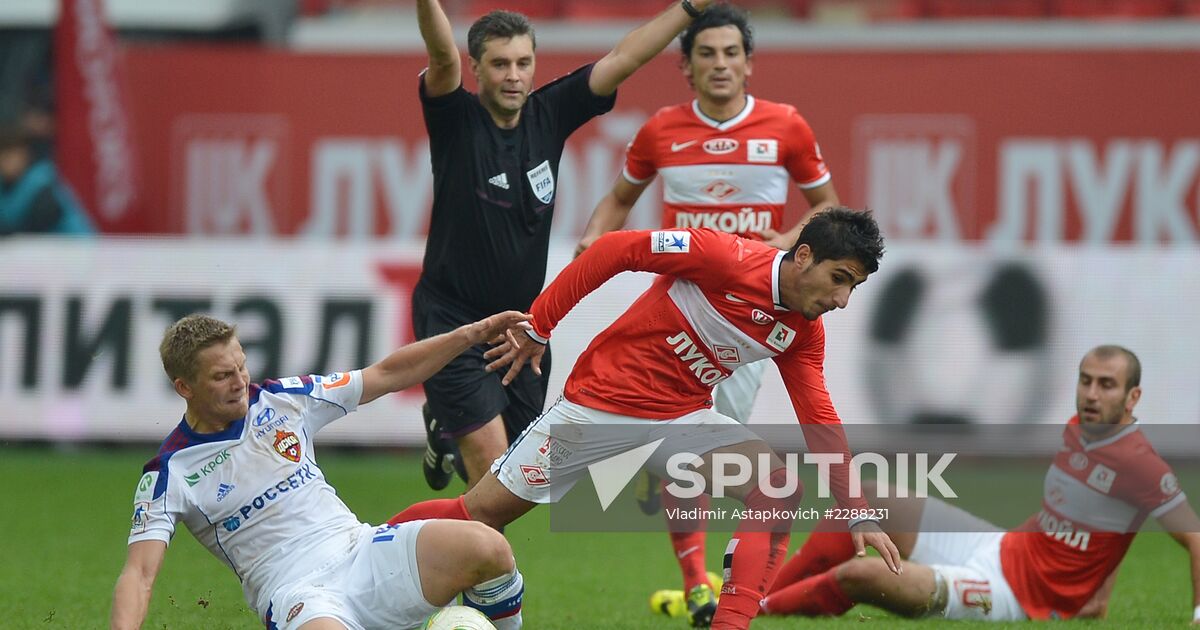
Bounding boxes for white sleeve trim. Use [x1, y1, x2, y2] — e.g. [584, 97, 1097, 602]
[1150, 491, 1188, 519]
[796, 171, 832, 190]
[128, 530, 171, 546]
[622, 167, 654, 185]
[525, 329, 549, 345]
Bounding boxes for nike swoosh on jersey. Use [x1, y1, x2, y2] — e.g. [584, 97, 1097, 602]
[671, 140, 698, 152]
[725, 293, 748, 303]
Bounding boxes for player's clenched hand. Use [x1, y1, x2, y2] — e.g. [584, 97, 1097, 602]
[483, 326, 546, 385]
[466, 311, 533, 346]
[850, 520, 903, 575]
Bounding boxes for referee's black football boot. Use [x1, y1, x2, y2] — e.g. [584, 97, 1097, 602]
[422, 403, 457, 491]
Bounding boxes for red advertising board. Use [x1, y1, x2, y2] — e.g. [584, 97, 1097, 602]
[113, 45, 1200, 243]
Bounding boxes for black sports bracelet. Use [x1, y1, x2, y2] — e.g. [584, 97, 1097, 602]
[681, 0, 702, 18]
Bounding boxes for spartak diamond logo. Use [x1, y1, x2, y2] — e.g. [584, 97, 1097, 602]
[273, 430, 302, 463]
[704, 180, 740, 201]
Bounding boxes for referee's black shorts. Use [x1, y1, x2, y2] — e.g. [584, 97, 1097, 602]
[412, 285, 551, 443]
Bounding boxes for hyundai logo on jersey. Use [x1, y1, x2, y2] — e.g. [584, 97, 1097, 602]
[254, 407, 276, 427]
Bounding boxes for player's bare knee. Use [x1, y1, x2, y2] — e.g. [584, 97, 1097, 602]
[834, 558, 884, 592]
[476, 523, 515, 579]
[462, 521, 514, 582]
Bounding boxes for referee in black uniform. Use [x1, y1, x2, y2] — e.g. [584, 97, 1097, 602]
[414, 0, 715, 491]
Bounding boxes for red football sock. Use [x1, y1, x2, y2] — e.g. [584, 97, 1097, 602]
[769, 519, 856, 594]
[760, 566, 854, 617]
[711, 469, 801, 630]
[663, 482, 711, 591]
[387, 495, 471, 525]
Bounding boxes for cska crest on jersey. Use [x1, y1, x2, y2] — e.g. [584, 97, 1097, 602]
[274, 430, 302, 463]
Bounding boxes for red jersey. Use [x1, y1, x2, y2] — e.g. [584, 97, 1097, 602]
[1000, 418, 1185, 619]
[528, 228, 867, 510]
[623, 97, 830, 238]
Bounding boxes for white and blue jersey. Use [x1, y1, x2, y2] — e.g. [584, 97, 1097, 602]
[127, 371, 366, 616]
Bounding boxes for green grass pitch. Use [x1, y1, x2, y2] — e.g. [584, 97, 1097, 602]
[0, 445, 1191, 628]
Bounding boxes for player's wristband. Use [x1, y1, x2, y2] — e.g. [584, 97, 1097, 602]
[847, 517, 880, 530]
[524, 329, 549, 345]
[680, 0, 702, 18]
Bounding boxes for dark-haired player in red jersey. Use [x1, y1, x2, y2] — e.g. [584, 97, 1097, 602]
[762, 345, 1200, 623]
[574, 8, 839, 621]
[386, 208, 901, 630]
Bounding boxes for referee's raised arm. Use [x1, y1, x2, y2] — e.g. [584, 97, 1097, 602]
[417, 0, 462, 97]
[588, 0, 715, 96]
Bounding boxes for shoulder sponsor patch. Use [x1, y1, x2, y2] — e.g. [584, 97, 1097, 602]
[320, 372, 351, 389]
[748, 139, 778, 163]
[1161, 472, 1180, 496]
[279, 376, 304, 389]
[130, 501, 150, 534]
[651, 231, 691, 254]
[134, 471, 158, 501]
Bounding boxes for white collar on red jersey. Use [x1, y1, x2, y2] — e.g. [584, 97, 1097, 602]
[692, 95, 756, 130]
[1079, 417, 1140, 451]
[771, 249, 789, 311]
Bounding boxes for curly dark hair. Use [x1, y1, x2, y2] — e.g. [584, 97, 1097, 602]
[787, 208, 885, 274]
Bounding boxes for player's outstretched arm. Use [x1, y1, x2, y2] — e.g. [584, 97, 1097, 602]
[575, 175, 650, 257]
[587, 0, 714, 96]
[1159, 501, 1200, 623]
[416, 0, 460, 97]
[849, 520, 903, 575]
[761, 182, 840, 250]
[359, 311, 531, 404]
[111, 540, 167, 630]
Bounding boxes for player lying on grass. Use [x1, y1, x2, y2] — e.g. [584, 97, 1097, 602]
[757, 345, 1200, 623]
[111, 311, 531, 630]
[386, 209, 901, 630]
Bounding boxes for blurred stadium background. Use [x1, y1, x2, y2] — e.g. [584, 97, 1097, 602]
[1, 0, 1198, 626]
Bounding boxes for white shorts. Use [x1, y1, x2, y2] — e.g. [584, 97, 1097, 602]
[492, 397, 759, 503]
[262, 521, 439, 630]
[910, 498, 1027, 621]
[712, 360, 767, 424]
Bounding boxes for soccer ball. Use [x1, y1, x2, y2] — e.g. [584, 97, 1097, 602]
[862, 259, 1052, 426]
[422, 605, 497, 630]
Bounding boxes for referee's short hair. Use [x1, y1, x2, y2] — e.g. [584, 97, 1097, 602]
[468, 11, 537, 61]
[679, 4, 754, 60]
